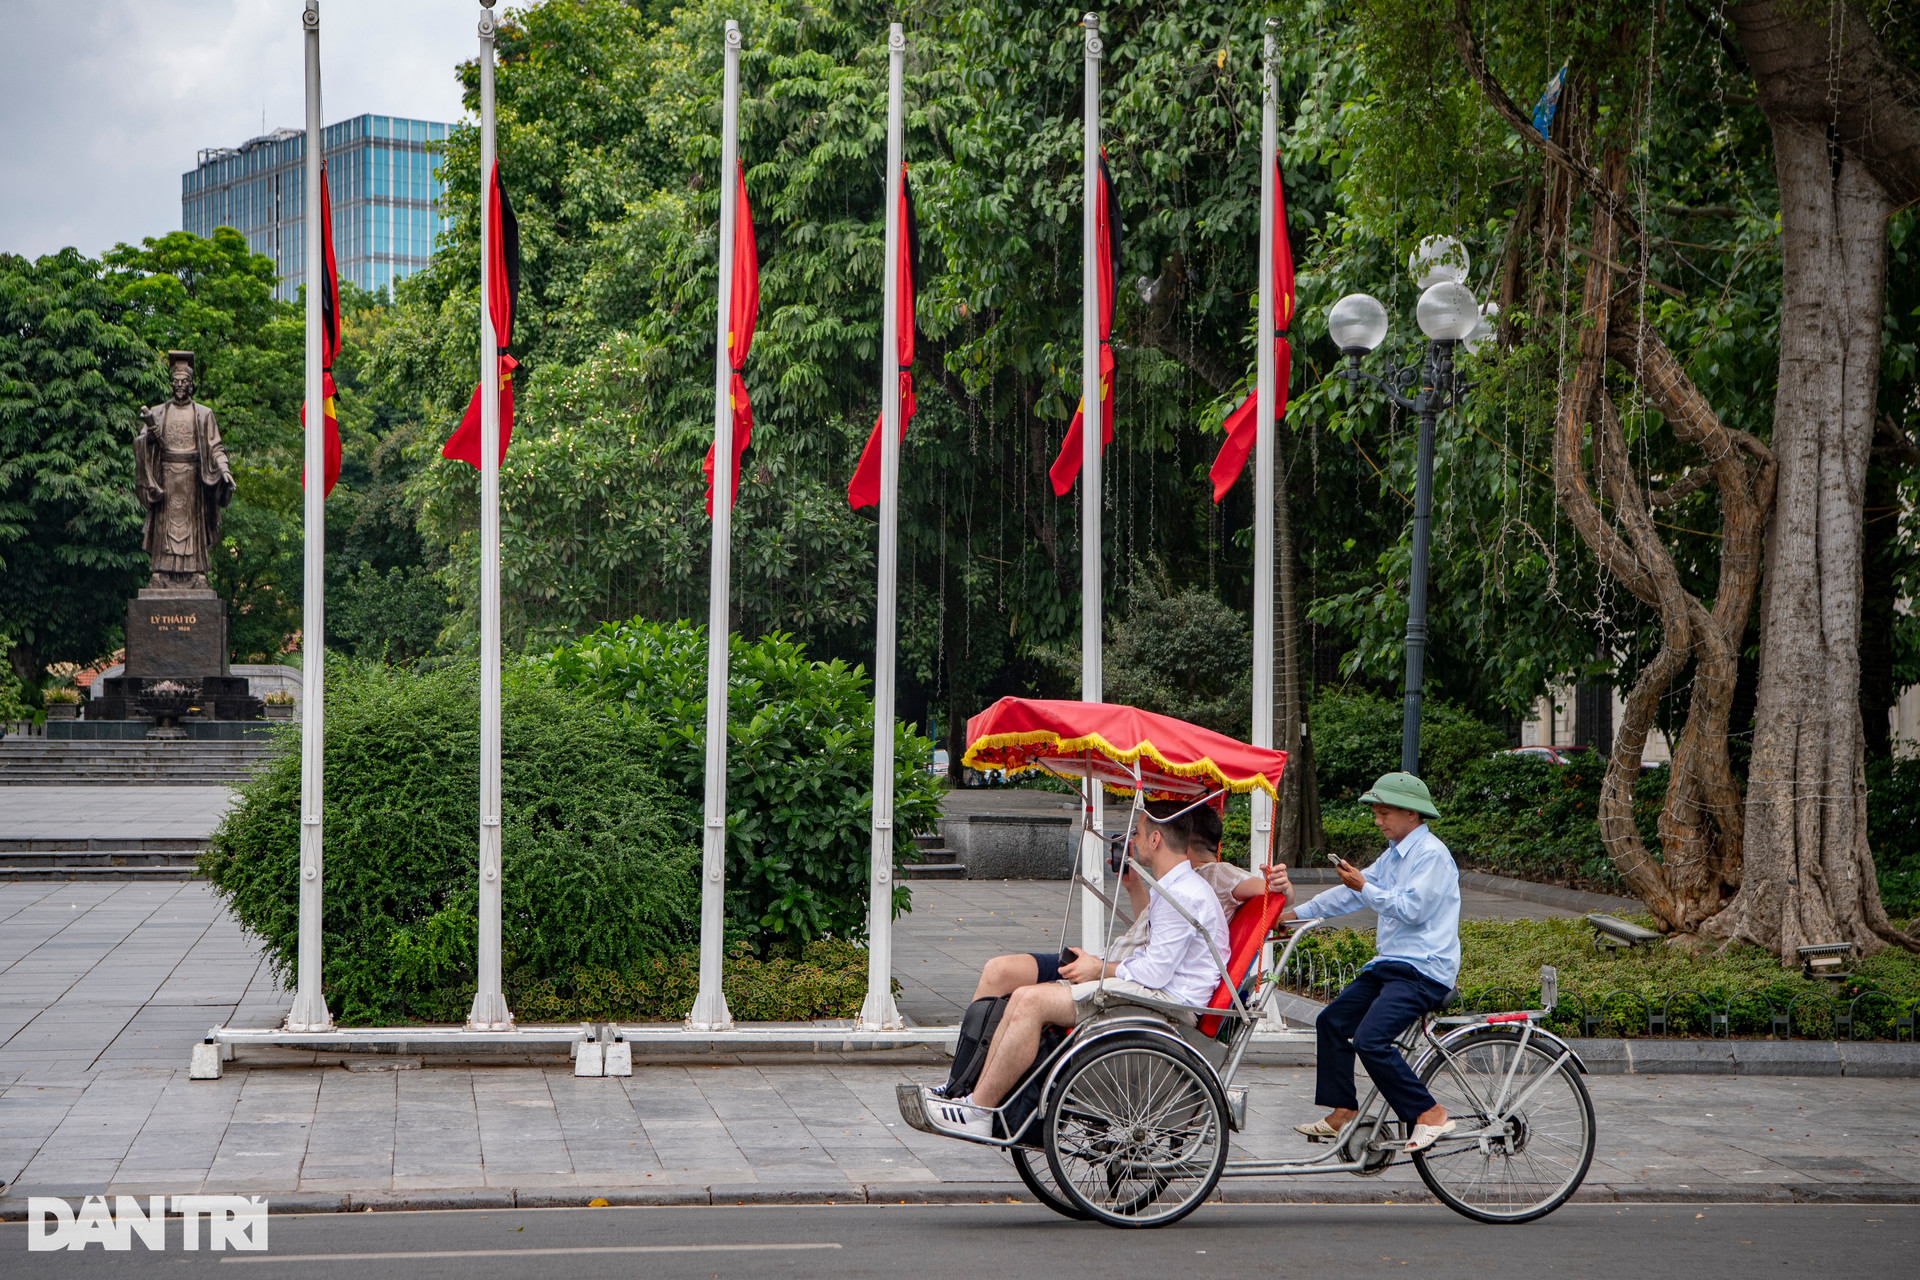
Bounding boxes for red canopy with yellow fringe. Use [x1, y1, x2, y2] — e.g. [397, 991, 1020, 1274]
[962, 697, 1287, 802]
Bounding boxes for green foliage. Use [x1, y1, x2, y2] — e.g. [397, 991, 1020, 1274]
[1866, 756, 1920, 919]
[329, 563, 449, 664]
[1289, 916, 1920, 1038]
[546, 618, 943, 954]
[507, 938, 874, 1023]
[1308, 685, 1507, 800]
[0, 248, 162, 684]
[202, 659, 702, 1024]
[1104, 568, 1252, 737]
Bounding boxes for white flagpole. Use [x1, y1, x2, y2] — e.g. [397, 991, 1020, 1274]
[1254, 21, 1282, 1004]
[466, 4, 511, 1031]
[1077, 12, 1106, 955]
[691, 18, 743, 1031]
[858, 23, 908, 1032]
[287, 0, 331, 1033]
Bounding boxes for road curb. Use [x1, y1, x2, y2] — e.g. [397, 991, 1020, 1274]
[5, 1179, 1917, 1217]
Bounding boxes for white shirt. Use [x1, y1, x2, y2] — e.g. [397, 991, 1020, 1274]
[1114, 860, 1230, 1007]
[1291, 823, 1461, 987]
[1106, 860, 1256, 963]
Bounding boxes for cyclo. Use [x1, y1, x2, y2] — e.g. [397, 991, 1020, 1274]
[897, 697, 1597, 1228]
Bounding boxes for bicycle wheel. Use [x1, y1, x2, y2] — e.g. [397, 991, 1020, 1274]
[1044, 1032, 1227, 1228]
[1411, 1027, 1595, 1223]
[1011, 1145, 1087, 1220]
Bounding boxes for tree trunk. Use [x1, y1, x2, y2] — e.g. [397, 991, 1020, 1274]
[1705, 128, 1912, 954]
[1859, 448, 1898, 759]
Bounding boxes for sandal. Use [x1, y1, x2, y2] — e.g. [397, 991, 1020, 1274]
[1403, 1119, 1456, 1152]
[1293, 1118, 1342, 1139]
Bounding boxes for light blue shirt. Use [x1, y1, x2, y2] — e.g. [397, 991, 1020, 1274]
[1293, 823, 1461, 987]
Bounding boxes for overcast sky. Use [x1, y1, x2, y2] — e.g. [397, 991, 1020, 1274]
[0, 0, 486, 261]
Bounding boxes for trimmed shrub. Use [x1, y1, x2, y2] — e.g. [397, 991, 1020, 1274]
[546, 619, 944, 955]
[203, 659, 703, 1024]
[507, 938, 875, 1023]
[1310, 687, 1506, 801]
[1866, 755, 1920, 919]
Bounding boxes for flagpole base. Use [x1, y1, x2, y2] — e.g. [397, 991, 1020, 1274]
[856, 991, 902, 1032]
[285, 990, 333, 1034]
[465, 991, 514, 1032]
[687, 990, 733, 1032]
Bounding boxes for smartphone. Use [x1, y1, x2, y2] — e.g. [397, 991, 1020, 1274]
[1327, 852, 1351, 870]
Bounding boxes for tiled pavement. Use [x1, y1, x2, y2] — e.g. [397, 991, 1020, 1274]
[4, 882, 1915, 1204]
[0, 785, 234, 842]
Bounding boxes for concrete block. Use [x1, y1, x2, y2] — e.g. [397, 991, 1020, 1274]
[574, 1042, 605, 1077]
[708, 1182, 864, 1204]
[1626, 1039, 1736, 1075]
[1837, 1042, 1920, 1077]
[343, 1056, 421, 1073]
[517, 1187, 710, 1208]
[1565, 1039, 1630, 1074]
[1730, 1040, 1843, 1076]
[188, 1041, 222, 1080]
[603, 1041, 632, 1076]
[347, 1189, 516, 1212]
[939, 812, 1076, 879]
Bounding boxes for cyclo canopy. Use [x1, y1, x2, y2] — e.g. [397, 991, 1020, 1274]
[961, 696, 1288, 804]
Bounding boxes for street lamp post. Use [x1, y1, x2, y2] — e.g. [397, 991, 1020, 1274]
[1325, 238, 1486, 775]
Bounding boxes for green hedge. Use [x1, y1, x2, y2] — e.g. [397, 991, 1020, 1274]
[546, 619, 944, 954]
[204, 659, 703, 1024]
[507, 938, 874, 1023]
[1287, 916, 1920, 1038]
[1310, 687, 1507, 801]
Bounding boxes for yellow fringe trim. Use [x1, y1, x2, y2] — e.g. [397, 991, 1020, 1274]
[961, 729, 1282, 800]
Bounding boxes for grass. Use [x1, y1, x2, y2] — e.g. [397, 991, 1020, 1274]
[1286, 916, 1920, 1039]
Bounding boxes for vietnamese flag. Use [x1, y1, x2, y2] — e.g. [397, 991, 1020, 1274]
[848, 167, 919, 510]
[1210, 150, 1295, 503]
[300, 163, 343, 496]
[704, 161, 759, 516]
[442, 160, 521, 469]
[1050, 153, 1122, 497]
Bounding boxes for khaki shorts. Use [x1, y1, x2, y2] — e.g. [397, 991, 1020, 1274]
[1062, 978, 1197, 1027]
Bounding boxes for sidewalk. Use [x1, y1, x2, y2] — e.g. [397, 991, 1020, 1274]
[4, 1061, 1916, 1207]
[4, 879, 1919, 1207]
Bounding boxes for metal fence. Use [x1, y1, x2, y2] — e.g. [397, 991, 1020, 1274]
[1275, 951, 1920, 1041]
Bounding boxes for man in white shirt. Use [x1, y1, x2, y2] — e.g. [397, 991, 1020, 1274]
[935, 798, 1230, 1135]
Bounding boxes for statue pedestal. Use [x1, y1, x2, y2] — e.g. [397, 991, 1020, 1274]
[126, 588, 228, 677]
[87, 589, 261, 732]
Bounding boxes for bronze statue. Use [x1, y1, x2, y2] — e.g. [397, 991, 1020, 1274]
[134, 350, 233, 589]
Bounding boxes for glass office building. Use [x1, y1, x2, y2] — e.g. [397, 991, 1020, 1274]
[181, 115, 454, 301]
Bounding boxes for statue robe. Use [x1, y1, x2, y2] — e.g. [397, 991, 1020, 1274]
[134, 400, 233, 576]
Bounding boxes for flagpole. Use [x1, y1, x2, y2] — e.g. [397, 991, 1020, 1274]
[691, 18, 743, 1031]
[1253, 20, 1282, 1010]
[288, 0, 331, 1033]
[859, 23, 908, 1032]
[1077, 12, 1106, 955]
[466, 3, 511, 1032]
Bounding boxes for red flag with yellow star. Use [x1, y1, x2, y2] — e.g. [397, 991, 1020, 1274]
[1210, 150, 1295, 503]
[1050, 152, 1122, 497]
[704, 161, 759, 516]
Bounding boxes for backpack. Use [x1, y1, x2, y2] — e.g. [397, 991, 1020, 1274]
[940, 994, 1009, 1098]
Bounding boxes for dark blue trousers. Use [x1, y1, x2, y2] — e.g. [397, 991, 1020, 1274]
[1315, 961, 1451, 1125]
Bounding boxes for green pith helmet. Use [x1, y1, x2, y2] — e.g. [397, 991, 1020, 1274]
[1358, 771, 1440, 820]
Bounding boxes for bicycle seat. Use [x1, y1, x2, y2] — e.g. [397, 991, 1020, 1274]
[1431, 987, 1461, 1014]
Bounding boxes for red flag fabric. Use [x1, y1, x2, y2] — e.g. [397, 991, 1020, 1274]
[704, 161, 760, 516]
[300, 163, 343, 496]
[1208, 338, 1291, 503]
[1210, 150, 1296, 501]
[849, 167, 918, 510]
[1049, 152, 1122, 497]
[443, 160, 521, 469]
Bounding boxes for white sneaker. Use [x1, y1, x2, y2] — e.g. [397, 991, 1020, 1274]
[931, 1093, 994, 1137]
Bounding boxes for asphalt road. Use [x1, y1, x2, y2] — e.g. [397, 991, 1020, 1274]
[5, 1203, 1916, 1278]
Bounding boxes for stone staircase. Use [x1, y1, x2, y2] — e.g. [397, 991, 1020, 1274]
[0, 838, 206, 881]
[903, 830, 966, 880]
[0, 738, 275, 786]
